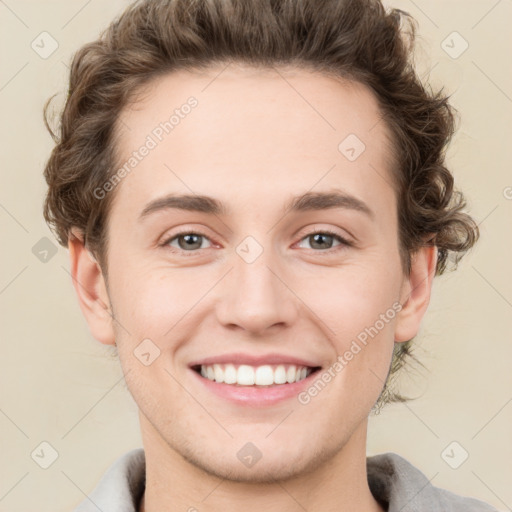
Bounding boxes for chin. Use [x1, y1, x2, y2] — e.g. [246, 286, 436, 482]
[176, 438, 337, 484]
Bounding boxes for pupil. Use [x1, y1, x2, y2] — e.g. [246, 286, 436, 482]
[312, 233, 332, 249]
[180, 234, 201, 250]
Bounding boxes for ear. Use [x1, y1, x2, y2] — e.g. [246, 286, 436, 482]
[394, 245, 438, 343]
[68, 229, 116, 346]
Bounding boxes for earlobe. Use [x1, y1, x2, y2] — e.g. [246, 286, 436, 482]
[394, 245, 438, 343]
[68, 229, 116, 346]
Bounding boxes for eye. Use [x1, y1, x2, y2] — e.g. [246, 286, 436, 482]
[162, 231, 212, 253]
[296, 230, 352, 252]
[160, 228, 352, 256]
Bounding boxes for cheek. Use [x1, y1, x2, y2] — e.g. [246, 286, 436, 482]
[306, 261, 401, 336]
[107, 266, 189, 355]
[304, 259, 401, 380]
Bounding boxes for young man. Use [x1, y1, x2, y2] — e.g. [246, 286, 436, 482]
[42, 0, 496, 510]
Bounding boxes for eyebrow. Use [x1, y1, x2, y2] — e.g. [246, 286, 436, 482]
[138, 190, 374, 220]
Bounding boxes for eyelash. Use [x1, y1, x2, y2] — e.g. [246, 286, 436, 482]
[159, 229, 353, 256]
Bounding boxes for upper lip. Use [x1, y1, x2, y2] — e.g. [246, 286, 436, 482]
[189, 352, 323, 368]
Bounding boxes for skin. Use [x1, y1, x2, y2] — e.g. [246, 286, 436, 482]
[69, 63, 436, 512]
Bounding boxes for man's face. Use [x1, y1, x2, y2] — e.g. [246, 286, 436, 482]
[99, 65, 410, 481]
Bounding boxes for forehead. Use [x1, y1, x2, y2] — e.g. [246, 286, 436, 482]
[110, 64, 396, 217]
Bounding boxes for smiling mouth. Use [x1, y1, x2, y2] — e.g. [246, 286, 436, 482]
[192, 363, 322, 387]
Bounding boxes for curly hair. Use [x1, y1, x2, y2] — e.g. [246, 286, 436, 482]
[42, 0, 479, 408]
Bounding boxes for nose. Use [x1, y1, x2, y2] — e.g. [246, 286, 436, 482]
[215, 242, 298, 335]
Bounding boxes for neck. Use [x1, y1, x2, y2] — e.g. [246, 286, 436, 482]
[138, 415, 385, 512]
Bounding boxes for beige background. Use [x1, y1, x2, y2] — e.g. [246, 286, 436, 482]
[1, 1, 511, 510]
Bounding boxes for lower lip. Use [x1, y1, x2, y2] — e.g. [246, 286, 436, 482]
[189, 368, 320, 406]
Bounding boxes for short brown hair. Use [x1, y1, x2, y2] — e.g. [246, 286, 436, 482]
[42, 0, 479, 407]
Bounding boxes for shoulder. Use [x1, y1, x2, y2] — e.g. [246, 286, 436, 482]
[366, 452, 499, 512]
[72, 448, 145, 512]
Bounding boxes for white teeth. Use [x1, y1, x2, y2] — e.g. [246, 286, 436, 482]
[286, 366, 296, 383]
[213, 364, 224, 383]
[224, 364, 237, 384]
[255, 365, 274, 386]
[198, 363, 314, 386]
[237, 365, 255, 385]
[274, 365, 287, 384]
